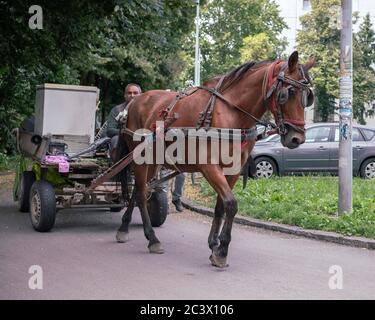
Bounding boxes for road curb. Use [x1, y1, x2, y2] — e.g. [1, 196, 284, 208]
[181, 197, 375, 250]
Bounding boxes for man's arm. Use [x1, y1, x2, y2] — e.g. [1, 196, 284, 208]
[106, 107, 120, 138]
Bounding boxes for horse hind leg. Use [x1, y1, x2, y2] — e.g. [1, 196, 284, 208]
[134, 164, 164, 254]
[116, 187, 137, 243]
[210, 195, 237, 268]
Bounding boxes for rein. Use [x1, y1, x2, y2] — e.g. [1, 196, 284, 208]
[196, 85, 269, 127]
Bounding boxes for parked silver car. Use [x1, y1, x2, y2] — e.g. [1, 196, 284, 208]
[250, 122, 375, 179]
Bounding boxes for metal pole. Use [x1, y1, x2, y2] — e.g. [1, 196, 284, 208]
[194, 0, 200, 86]
[192, 0, 201, 184]
[338, 0, 353, 215]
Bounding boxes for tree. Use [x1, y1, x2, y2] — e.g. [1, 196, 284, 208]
[78, 0, 197, 123]
[198, 0, 287, 81]
[297, 1, 375, 124]
[0, 0, 197, 154]
[296, 0, 341, 122]
[240, 33, 278, 62]
[353, 13, 375, 124]
[0, 0, 116, 153]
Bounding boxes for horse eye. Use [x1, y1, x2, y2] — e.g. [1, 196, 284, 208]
[288, 88, 295, 96]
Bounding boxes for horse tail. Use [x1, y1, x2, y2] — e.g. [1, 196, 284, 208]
[116, 131, 131, 202]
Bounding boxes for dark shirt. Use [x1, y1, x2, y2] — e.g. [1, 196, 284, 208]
[106, 102, 127, 138]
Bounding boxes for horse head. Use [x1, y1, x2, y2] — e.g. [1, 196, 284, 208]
[267, 51, 315, 149]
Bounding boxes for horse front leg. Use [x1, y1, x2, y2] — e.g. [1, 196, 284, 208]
[116, 187, 137, 243]
[134, 164, 164, 254]
[210, 147, 252, 266]
[213, 174, 241, 268]
[201, 166, 238, 268]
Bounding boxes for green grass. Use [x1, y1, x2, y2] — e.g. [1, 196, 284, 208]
[187, 176, 375, 239]
[0, 153, 21, 172]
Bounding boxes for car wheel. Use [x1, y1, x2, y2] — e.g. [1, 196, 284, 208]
[360, 158, 375, 179]
[254, 157, 277, 179]
[29, 181, 56, 232]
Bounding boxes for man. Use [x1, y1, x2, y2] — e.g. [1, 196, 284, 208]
[106, 83, 142, 160]
[172, 173, 185, 212]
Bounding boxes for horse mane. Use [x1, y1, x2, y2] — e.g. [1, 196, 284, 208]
[209, 60, 272, 92]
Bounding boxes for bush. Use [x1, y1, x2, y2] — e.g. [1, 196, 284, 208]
[0, 152, 9, 171]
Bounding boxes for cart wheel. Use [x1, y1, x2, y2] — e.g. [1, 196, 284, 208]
[147, 190, 168, 227]
[29, 181, 56, 232]
[18, 171, 36, 212]
[110, 207, 123, 212]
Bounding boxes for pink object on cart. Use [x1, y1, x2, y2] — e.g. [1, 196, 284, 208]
[44, 155, 70, 173]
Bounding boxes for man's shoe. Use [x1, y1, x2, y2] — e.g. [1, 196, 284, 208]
[172, 199, 184, 212]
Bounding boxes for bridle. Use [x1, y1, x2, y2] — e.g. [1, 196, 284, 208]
[263, 60, 314, 135]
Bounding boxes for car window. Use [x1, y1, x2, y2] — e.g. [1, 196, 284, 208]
[334, 127, 364, 142]
[305, 126, 331, 143]
[267, 135, 280, 142]
[361, 129, 375, 141]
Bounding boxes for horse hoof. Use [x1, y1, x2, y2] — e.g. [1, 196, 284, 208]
[148, 242, 164, 254]
[209, 253, 228, 268]
[116, 231, 129, 243]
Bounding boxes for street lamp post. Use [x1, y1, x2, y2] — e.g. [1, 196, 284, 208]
[194, 0, 201, 87]
[338, 0, 353, 215]
[191, 0, 201, 185]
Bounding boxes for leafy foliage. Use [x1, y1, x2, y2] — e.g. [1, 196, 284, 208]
[0, 0, 287, 155]
[353, 14, 375, 124]
[0, 0, 110, 153]
[0, 0, 197, 154]
[296, 0, 341, 122]
[240, 33, 278, 62]
[198, 0, 287, 81]
[297, 1, 375, 124]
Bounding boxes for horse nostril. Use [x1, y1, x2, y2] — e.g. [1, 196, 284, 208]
[292, 137, 301, 145]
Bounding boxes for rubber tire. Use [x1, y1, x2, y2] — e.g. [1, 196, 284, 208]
[360, 158, 375, 179]
[110, 207, 123, 212]
[253, 157, 278, 179]
[29, 181, 56, 232]
[147, 190, 168, 227]
[18, 171, 36, 212]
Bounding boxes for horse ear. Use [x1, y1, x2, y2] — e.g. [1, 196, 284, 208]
[304, 56, 316, 70]
[288, 51, 299, 72]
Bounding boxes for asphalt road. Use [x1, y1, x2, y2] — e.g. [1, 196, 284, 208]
[1, 188, 374, 300]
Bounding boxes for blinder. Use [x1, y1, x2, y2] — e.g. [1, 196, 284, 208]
[305, 88, 314, 107]
[276, 86, 290, 105]
[277, 85, 314, 108]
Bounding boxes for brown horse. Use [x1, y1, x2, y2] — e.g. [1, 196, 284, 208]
[115, 51, 315, 268]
